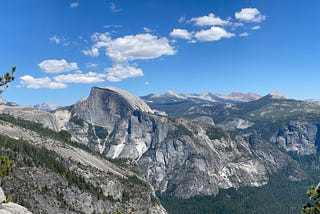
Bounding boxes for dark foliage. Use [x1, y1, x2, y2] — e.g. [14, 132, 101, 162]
[159, 173, 312, 214]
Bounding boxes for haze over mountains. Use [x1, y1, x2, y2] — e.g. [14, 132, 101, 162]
[1, 86, 320, 213]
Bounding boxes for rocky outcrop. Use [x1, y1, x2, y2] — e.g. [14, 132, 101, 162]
[0, 187, 33, 214]
[72, 87, 153, 132]
[0, 104, 65, 132]
[0, 187, 6, 203]
[273, 121, 318, 155]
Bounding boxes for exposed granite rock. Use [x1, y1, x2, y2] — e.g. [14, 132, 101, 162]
[0, 104, 64, 132]
[72, 87, 153, 132]
[0, 187, 6, 203]
[0, 202, 33, 214]
[106, 115, 269, 198]
[0, 186, 33, 214]
[273, 121, 317, 155]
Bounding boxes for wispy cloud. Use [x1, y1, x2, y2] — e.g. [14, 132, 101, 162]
[252, 25, 261, 30]
[19, 75, 67, 89]
[143, 27, 153, 33]
[104, 24, 122, 29]
[49, 35, 69, 46]
[110, 2, 122, 12]
[38, 59, 78, 74]
[49, 35, 60, 44]
[70, 2, 79, 8]
[86, 63, 98, 68]
[235, 8, 266, 23]
[240, 32, 249, 37]
[178, 16, 186, 23]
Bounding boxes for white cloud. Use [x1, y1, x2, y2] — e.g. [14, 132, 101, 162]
[143, 27, 153, 33]
[106, 34, 175, 63]
[110, 2, 122, 12]
[70, 2, 79, 8]
[86, 63, 98, 68]
[49, 35, 60, 44]
[104, 24, 122, 29]
[194, 26, 235, 42]
[170, 29, 192, 40]
[252, 25, 261, 30]
[106, 65, 143, 82]
[19, 75, 67, 89]
[178, 16, 186, 23]
[83, 47, 100, 57]
[189, 13, 230, 26]
[49, 35, 69, 46]
[85, 33, 175, 62]
[38, 59, 78, 74]
[235, 8, 266, 23]
[54, 72, 106, 84]
[240, 32, 249, 37]
[82, 32, 112, 57]
[84, 32, 175, 82]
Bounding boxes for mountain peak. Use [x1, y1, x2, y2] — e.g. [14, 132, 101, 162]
[33, 102, 62, 112]
[165, 90, 186, 99]
[0, 98, 6, 105]
[269, 90, 289, 99]
[97, 86, 153, 113]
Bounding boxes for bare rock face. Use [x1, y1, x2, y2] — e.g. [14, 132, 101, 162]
[0, 202, 33, 214]
[0, 104, 63, 132]
[0, 187, 33, 214]
[0, 187, 6, 203]
[107, 116, 269, 198]
[72, 87, 153, 132]
[273, 121, 318, 155]
[104, 111, 169, 160]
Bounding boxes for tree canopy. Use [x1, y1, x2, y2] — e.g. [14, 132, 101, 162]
[302, 183, 320, 214]
[0, 66, 16, 94]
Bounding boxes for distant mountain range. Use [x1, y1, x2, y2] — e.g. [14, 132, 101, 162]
[141, 90, 261, 104]
[33, 103, 63, 112]
[140, 90, 262, 117]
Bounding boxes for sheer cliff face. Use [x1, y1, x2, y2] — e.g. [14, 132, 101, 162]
[73, 87, 153, 131]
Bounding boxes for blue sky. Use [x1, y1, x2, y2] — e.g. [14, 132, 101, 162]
[0, 0, 320, 105]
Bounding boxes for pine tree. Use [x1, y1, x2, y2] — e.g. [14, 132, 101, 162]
[0, 66, 16, 94]
[0, 156, 14, 177]
[302, 182, 320, 214]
